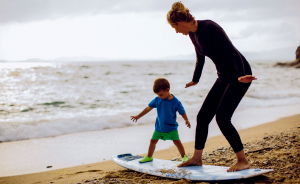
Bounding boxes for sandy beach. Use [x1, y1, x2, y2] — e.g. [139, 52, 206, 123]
[0, 114, 299, 184]
[1, 0, 300, 183]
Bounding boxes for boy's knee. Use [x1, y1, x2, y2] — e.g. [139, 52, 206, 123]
[173, 140, 181, 144]
[150, 139, 158, 144]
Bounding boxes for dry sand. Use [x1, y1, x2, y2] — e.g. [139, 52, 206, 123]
[0, 114, 299, 184]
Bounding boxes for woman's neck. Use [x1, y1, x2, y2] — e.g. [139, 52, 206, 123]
[190, 20, 198, 32]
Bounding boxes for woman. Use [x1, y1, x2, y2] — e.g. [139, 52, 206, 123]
[167, 2, 257, 172]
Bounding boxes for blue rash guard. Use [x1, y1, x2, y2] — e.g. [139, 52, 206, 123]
[148, 95, 186, 132]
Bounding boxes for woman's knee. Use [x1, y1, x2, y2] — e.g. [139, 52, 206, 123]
[195, 121, 208, 132]
[196, 112, 210, 126]
[215, 112, 230, 125]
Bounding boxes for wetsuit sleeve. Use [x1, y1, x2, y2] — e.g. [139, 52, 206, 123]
[232, 51, 246, 77]
[192, 50, 205, 83]
[177, 100, 186, 115]
[148, 97, 157, 108]
[208, 20, 246, 77]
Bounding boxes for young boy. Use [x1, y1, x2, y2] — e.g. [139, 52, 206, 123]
[131, 78, 191, 163]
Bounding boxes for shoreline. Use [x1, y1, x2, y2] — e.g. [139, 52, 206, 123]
[0, 114, 299, 184]
[0, 104, 299, 177]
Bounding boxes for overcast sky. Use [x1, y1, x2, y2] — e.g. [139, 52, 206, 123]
[0, 0, 299, 61]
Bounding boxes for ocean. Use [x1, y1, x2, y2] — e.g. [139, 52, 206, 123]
[0, 60, 300, 142]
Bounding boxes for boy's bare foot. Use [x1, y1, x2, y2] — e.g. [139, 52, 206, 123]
[177, 157, 203, 167]
[227, 159, 250, 172]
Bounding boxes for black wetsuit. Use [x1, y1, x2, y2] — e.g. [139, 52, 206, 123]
[189, 20, 252, 153]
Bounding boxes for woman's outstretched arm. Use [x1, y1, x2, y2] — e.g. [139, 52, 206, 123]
[192, 51, 205, 83]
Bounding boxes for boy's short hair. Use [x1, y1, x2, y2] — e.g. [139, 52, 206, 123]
[153, 78, 170, 93]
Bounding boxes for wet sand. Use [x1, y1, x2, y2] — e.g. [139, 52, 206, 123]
[0, 114, 299, 184]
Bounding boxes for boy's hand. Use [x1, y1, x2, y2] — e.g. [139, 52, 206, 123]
[130, 107, 152, 123]
[185, 120, 191, 128]
[130, 115, 139, 122]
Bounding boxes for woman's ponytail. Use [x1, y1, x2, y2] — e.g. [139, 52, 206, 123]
[167, 1, 195, 25]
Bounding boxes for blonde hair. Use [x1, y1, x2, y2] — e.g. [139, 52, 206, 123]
[167, 1, 195, 25]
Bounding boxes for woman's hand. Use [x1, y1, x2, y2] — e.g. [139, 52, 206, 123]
[238, 75, 257, 83]
[185, 81, 198, 88]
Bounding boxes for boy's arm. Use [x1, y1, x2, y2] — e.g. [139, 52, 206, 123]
[181, 113, 188, 121]
[181, 113, 191, 128]
[131, 106, 153, 122]
[177, 101, 191, 128]
[137, 106, 153, 118]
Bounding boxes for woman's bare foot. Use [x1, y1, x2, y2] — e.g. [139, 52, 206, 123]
[177, 157, 203, 167]
[227, 159, 250, 172]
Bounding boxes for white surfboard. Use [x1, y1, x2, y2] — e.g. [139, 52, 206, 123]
[112, 153, 273, 181]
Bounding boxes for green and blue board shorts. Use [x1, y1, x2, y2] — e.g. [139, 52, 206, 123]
[151, 129, 180, 141]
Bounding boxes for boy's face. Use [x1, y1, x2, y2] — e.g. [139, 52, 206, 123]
[156, 89, 170, 99]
